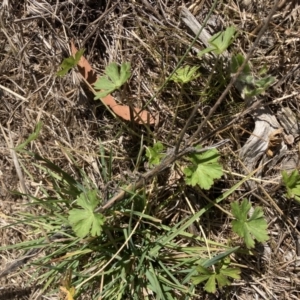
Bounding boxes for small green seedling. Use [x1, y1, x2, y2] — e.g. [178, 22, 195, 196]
[68, 189, 105, 238]
[231, 53, 251, 76]
[183, 148, 223, 190]
[94, 62, 131, 99]
[57, 49, 85, 77]
[282, 169, 300, 203]
[198, 26, 237, 57]
[170, 65, 200, 84]
[192, 257, 241, 293]
[145, 141, 165, 166]
[231, 199, 269, 249]
[231, 53, 275, 98]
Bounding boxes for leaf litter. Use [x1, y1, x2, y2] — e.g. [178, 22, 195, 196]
[71, 42, 157, 125]
[1, 1, 300, 299]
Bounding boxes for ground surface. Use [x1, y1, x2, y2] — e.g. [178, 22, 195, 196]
[1, 0, 300, 299]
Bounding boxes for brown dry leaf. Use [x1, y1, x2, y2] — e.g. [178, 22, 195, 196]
[70, 41, 157, 125]
[266, 128, 283, 157]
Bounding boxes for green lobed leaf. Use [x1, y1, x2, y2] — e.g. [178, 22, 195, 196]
[220, 267, 241, 280]
[198, 46, 216, 58]
[231, 199, 250, 223]
[282, 170, 299, 188]
[183, 148, 223, 190]
[231, 199, 269, 248]
[215, 273, 231, 288]
[193, 256, 241, 293]
[247, 217, 269, 242]
[94, 62, 131, 100]
[94, 90, 114, 99]
[231, 53, 251, 75]
[242, 75, 275, 97]
[191, 274, 211, 285]
[56, 49, 84, 77]
[222, 27, 237, 48]
[120, 62, 131, 84]
[196, 265, 212, 275]
[249, 205, 264, 220]
[282, 170, 300, 202]
[145, 142, 165, 166]
[94, 76, 117, 90]
[74, 49, 85, 63]
[105, 62, 120, 84]
[170, 65, 200, 84]
[242, 86, 262, 98]
[208, 26, 237, 55]
[204, 274, 217, 293]
[255, 76, 275, 89]
[68, 190, 105, 238]
[231, 53, 275, 98]
[93, 76, 116, 98]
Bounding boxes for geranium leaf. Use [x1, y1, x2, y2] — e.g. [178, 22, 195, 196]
[231, 199, 269, 248]
[184, 148, 223, 190]
[170, 65, 200, 84]
[68, 190, 105, 238]
[94, 62, 131, 99]
[146, 142, 165, 166]
[282, 170, 300, 203]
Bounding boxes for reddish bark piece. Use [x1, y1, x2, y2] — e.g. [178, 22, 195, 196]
[101, 93, 117, 107]
[112, 104, 155, 124]
[70, 42, 97, 85]
[70, 42, 156, 125]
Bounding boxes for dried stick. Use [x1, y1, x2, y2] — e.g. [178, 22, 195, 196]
[96, 140, 229, 212]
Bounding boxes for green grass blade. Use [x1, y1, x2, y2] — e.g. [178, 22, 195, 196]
[150, 168, 259, 257]
[15, 121, 43, 152]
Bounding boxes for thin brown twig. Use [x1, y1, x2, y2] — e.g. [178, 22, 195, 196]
[95, 139, 230, 212]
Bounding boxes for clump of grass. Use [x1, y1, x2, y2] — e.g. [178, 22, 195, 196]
[1, 131, 270, 299]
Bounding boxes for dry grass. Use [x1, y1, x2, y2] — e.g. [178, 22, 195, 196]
[1, 0, 300, 299]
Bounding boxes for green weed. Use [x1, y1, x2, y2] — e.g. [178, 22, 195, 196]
[94, 62, 131, 99]
[6, 19, 278, 298]
[56, 49, 85, 77]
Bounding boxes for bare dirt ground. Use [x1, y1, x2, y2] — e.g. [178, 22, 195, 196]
[1, 0, 300, 299]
